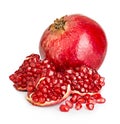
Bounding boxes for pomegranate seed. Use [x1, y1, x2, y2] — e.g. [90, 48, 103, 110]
[32, 95, 39, 103]
[59, 104, 70, 112]
[83, 94, 90, 100]
[70, 94, 78, 103]
[65, 100, 73, 109]
[86, 103, 94, 110]
[39, 96, 46, 104]
[27, 85, 34, 92]
[92, 93, 102, 99]
[75, 102, 82, 110]
[77, 97, 86, 103]
[96, 97, 106, 104]
[87, 98, 95, 104]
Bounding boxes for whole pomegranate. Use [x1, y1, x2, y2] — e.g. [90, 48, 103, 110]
[39, 14, 107, 70]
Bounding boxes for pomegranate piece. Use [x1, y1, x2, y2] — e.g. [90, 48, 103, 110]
[9, 54, 41, 91]
[9, 54, 56, 91]
[65, 65, 105, 93]
[9, 53, 106, 111]
[26, 73, 71, 106]
[40, 14, 107, 70]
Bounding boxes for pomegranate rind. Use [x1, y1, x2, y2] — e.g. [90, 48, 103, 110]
[40, 14, 107, 70]
[14, 85, 27, 91]
[26, 84, 71, 106]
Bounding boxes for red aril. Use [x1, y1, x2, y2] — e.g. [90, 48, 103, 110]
[59, 104, 70, 112]
[65, 100, 73, 109]
[40, 14, 107, 70]
[96, 97, 106, 104]
[86, 103, 94, 110]
[75, 102, 82, 110]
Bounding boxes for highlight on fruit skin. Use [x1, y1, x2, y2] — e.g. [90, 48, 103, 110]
[40, 14, 107, 70]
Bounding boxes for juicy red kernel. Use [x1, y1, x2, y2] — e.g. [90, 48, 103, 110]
[75, 102, 82, 110]
[59, 104, 70, 112]
[32, 95, 39, 103]
[87, 98, 95, 104]
[83, 94, 91, 100]
[65, 100, 73, 109]
[27, 85, 34, 92]
[96, 97, 106, 104]
[92, 93, 102, 99]
[86, 103, 94, 110]
[70, 94, 79, 103]
[38, 96, 46, 103]
[77, 97, 86, 103]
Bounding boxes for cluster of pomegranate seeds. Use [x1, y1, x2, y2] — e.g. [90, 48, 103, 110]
[9, 54, 41, 91]
[59, 93, 106, 112]
[65, 65, 105, 93]
[26, 74, 71, 106]
[9, 54, 55, 91]
[9, 53, 106, 112]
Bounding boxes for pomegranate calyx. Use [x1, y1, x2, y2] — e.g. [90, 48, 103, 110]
[49, 16, 66, 32]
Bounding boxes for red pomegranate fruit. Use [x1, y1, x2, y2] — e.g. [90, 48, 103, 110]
[9, 14, 107, 112]
[39, 14, 107, 70]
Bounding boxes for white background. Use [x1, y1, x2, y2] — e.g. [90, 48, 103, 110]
[0, 0, 120, 123]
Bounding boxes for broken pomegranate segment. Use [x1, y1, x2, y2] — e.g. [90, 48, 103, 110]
[65, 65, 105, 94]
[26, 76, 71, 106]
[9, 54, 56, 91]
[9, 54, 41, 91]
[9, 53, 106, 111]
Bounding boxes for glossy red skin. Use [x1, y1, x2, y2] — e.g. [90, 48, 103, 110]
[39, 14, 107, 70]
